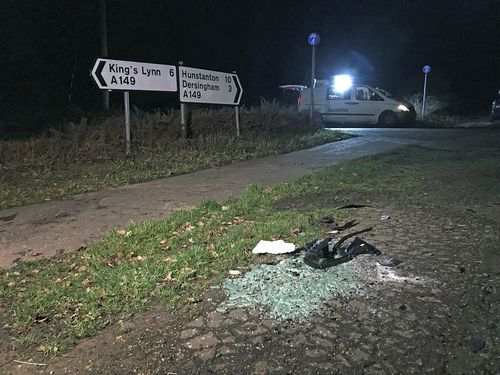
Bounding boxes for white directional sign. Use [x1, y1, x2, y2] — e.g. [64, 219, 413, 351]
[179, 66, 242, 105]
[91, 58, 177, 92]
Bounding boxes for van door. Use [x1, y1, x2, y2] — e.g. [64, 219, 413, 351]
[344, 86, 379, 123]
[348, 86, 392, 123]
[323, 87, 354, 123]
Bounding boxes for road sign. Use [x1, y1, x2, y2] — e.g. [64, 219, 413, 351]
[91, 58, 177, 92]
[308, 33, 320, 46]
[422, 65, 431, 74]
[179, 66, 242, 105]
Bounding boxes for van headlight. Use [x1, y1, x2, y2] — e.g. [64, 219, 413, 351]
[397, 104, 410, 112]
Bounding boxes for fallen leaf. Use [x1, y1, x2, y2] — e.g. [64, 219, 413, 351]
[208, 243, 219, 257]
[156, 272, 173, 286]
[263, 186, 273, 193]
[81, 278, 92, 286]
[160, 240, 171, 251]
[232, 216, 244, 224]
[35, 316, 49, 324]
[221, 205, 230, 211]
[116, 229, 126, 236]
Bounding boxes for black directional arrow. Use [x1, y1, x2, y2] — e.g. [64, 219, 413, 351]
[95, 60, 107, 87]
[233, 75, 242, 104]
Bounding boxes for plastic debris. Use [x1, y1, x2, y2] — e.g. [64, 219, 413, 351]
[252, 240, 296, 254]
[326, 219, 359, 234]
[378, 258, 402, 267]
[0, 213, 17, 222]
[335, 204, 370, 209]
[346, 237, 382, 257]
[304, 228, 378, 269]
[303, 237, 350, 269]
[221, 256, 361, 321]
[380, 214, 391, 221]
[229, 270, 241, 276]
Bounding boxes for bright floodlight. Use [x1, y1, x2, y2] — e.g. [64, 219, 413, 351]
[333, 74, 353, 93]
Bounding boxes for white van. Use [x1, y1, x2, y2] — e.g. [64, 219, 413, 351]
[298, 80, 416, 126]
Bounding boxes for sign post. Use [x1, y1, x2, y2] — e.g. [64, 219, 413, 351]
[308, 33, 320, 125]
[91, 58, 177, 153]
[178, 61, 188, 139]
[421, 65, 431, 120]
[124, 91, 131, 154]
[233, 71, 240, 137]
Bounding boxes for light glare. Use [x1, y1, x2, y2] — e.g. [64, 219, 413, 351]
[333, 75, 353, 93]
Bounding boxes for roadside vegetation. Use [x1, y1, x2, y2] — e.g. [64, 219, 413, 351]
[1, 140, 499, 358]
[0, 102, 349, 210]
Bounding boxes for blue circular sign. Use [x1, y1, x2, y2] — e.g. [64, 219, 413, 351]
[308, 33, 320, 46]
[422, 65, 431, 74]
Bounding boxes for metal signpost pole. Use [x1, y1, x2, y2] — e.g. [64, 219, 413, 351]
[310, 45, 315, 125]
[233, 71, 240, 137]
[235, 106, 240, 137]
[307, 33, 320, 126]
[421, 65, 431, 120]
[124, 91, 131, 155]
[179, 61, 187, 139]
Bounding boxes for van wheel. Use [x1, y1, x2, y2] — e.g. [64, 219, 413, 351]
[378, 111, 398, 127]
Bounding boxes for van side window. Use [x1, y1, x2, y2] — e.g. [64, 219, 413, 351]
[327, 87, 352, 100]
[368, 88, 384, 101]
[355, 88, 369, 100]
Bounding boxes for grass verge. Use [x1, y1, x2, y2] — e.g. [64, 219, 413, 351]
[1, 141, 499, 358]
[0, 129, 349, 210]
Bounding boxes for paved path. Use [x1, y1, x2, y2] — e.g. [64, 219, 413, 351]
[1, 128, 499, 268]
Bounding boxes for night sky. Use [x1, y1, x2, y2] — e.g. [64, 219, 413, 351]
[1, 0, 499, 132]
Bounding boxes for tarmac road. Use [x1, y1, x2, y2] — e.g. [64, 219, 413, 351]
[1, 127, 499, 268]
